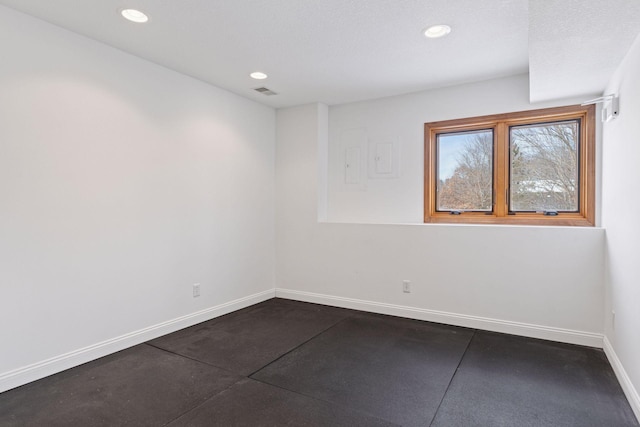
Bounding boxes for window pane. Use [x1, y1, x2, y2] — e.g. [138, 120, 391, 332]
[510, 120, 579, 212]
[436, 130, 493, 211]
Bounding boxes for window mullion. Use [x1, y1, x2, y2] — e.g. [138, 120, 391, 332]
[494, 122, 508, 218]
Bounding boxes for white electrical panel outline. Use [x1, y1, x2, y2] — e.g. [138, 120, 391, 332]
[368, 137, 400, 179]
[338, 128, 368, 191]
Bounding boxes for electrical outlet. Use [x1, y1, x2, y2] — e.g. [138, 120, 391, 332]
[193, 283, 201, 298]
[402, 280, 411, 293]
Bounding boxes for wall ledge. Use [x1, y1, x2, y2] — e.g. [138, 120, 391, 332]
[275, 288, 603, 348]
[604, 336, 640, 422]
[0, 289, 275, 394]
[319, 220, 606, 231]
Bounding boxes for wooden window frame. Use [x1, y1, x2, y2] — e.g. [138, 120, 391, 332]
[424, 104, 596, 226]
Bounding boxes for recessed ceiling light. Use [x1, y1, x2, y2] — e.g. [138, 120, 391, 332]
[121, 9, 149, 23]
[424, 24, 451, 38]
[250, 72, 268, 80]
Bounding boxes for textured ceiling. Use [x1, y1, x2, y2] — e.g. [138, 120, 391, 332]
[529, 0, 640, 102]
[0, 0, 638, 108]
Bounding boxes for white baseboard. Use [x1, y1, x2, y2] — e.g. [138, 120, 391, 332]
[0, 289, 275, 394]
[604, 336, 640, 422]
[275, 288, 603, 348]
[1, 287, 610, 397]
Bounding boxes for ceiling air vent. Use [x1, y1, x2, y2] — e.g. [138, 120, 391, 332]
[254, 87, 278, 96]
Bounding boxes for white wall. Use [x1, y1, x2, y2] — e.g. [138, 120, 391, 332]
[602, 32, 640, 419]
[276, 79, 605, 348]
[0, 6, 275, 391]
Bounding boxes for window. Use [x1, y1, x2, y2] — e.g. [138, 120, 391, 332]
[424, 105, 595, 226]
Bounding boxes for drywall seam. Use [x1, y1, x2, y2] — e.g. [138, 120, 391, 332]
[0, 289, 275, 394]
[275, 288, 603, 348]
[604, 336, 640, 422]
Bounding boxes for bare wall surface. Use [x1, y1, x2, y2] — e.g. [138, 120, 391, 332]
[0, 5, 276, 387]
[276, 101, 605, 345]
[602, 31, 640, 419]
